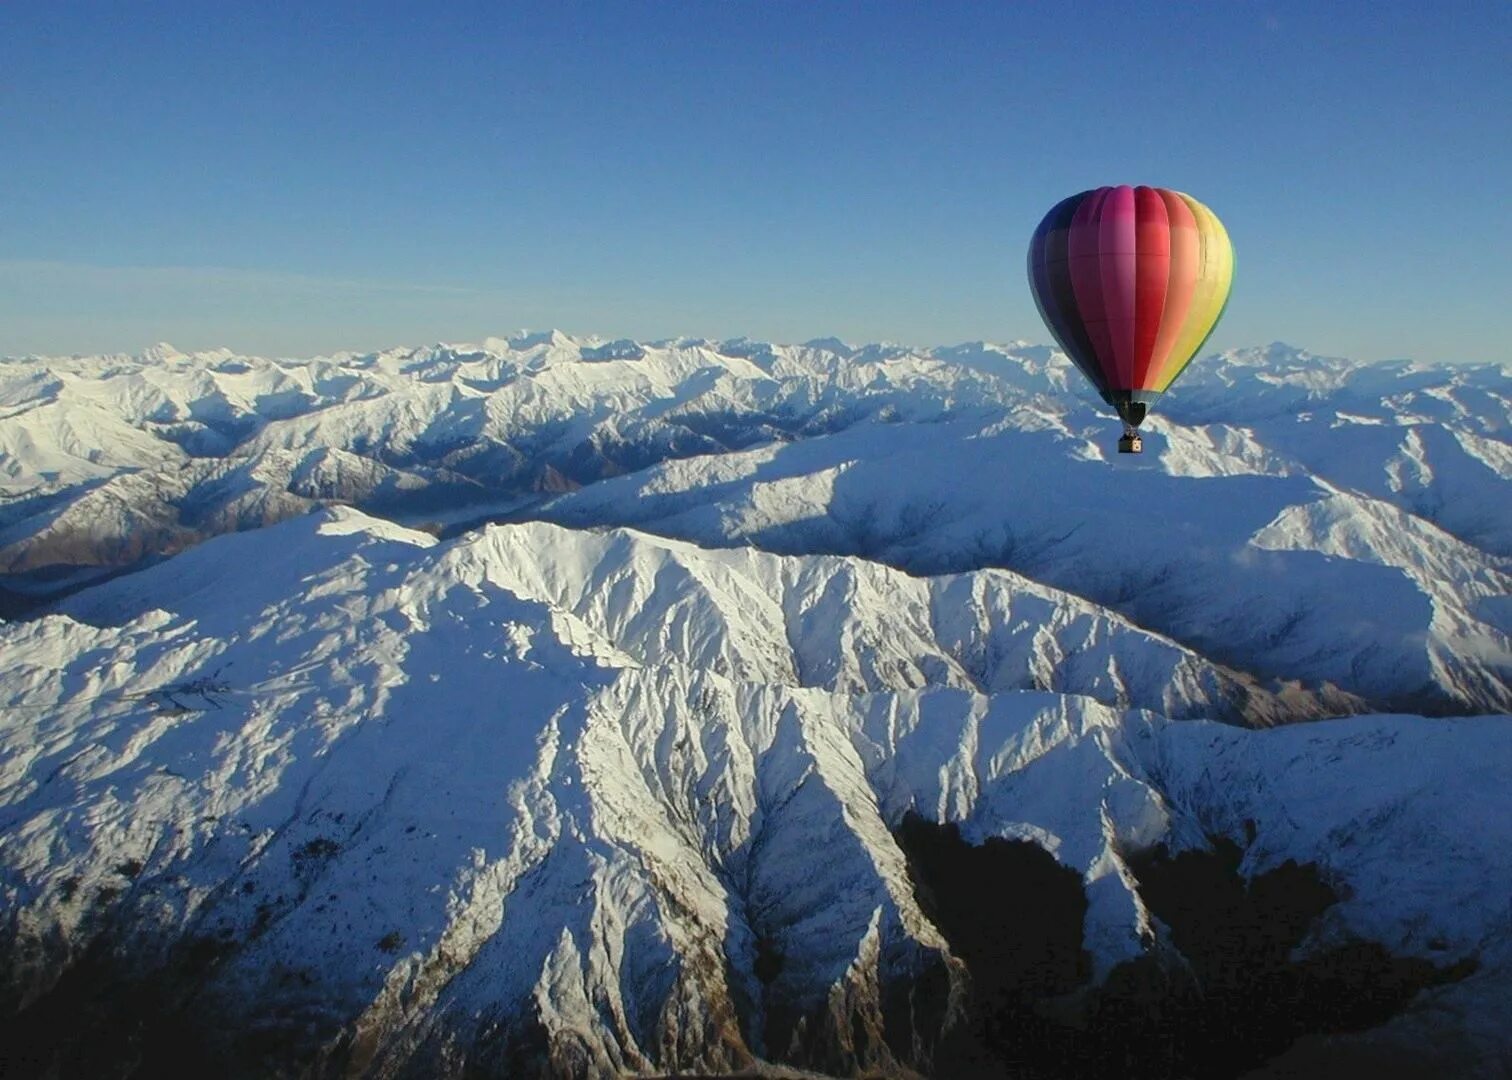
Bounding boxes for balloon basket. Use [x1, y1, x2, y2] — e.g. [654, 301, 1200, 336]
[1117, 432, 1144, 454]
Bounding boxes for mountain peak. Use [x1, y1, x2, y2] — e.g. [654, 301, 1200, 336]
[141, 341, 186, 362]
[507, 328, 575, 350]
[802, 335, 854, 355]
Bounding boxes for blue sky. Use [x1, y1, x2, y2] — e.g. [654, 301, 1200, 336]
[2, 1, 1509, 362]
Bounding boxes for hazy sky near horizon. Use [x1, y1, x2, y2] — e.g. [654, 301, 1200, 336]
[3, 1, 1509, 363]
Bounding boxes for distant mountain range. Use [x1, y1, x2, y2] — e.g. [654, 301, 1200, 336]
[4, 334, 1507, 713]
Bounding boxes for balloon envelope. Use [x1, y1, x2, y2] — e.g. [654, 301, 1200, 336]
[1027, 186, 1233, 428]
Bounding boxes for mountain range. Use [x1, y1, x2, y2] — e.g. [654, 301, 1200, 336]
[0, 334, 1508, 1077]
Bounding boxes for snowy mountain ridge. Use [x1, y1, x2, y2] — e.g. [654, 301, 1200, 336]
[1, 334, 1511, 1076]
[3, 333, 1509, 716]
[2, 507, 1509, 1077]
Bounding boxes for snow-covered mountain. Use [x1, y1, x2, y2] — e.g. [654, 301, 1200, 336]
[3, 334, 1507, 713]
[1, 508, 1508, 1077]
[1, 334, 1510, 1077]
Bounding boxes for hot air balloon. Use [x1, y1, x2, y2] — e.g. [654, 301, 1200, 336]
[1027, 186, 1233, 453]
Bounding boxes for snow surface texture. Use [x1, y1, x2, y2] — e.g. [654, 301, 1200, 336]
[0, 509, 1509, 1076]
[2, 335, 1507, 714]
[1, 334, 1510, 1075]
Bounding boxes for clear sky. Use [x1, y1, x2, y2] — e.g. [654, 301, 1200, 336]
[2, 1, 1509, 362]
